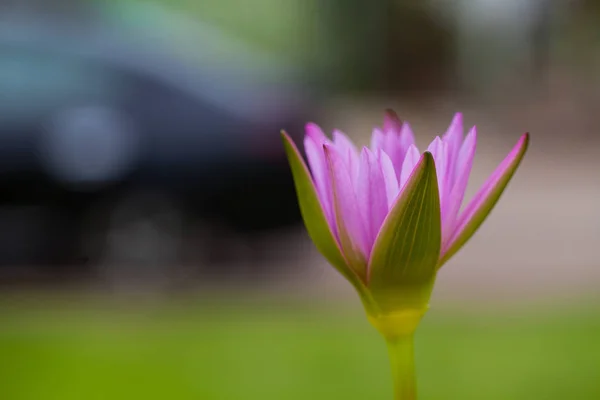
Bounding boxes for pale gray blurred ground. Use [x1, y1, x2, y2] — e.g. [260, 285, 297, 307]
[273, 80, 600, 306]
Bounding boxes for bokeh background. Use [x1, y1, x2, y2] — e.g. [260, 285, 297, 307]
[1, 0, 599, 399]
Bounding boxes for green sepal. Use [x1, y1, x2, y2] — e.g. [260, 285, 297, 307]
[368, 152, 441, 314]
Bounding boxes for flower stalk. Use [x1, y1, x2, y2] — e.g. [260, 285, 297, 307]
[369, 308, 426, 400]
[386, 334, 417, 400]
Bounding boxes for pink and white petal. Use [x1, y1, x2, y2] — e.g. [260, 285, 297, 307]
[383, 128, 402, 175]
[378, 150, 400, 209]
[383, 109, 403, 135]
[399, 122, 416, 153]
[395, 122, 417, 178]
[324, 143, 370, 279]
[441, 126, 477, 246]
[370, 128, 385, 153]
[427, 136, 449, 214]
[304, 125, 331, 190]
[440, 133, 530, 266]
[304, 123, 334, 229]
[442, 112, 463, 153]
[282, 130, 369, 291]
[399, 144, 421, 189]
[305, 122, 330, 143]
[442, 113, 464, 188]
[453, 126, 477, 180]
[357, 148, 389, 253]
[333, 130, 360, 180]
[377, 120, 416, 180]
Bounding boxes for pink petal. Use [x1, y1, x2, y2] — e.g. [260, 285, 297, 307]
[324, 143, 369, 273]
[399, 144, 421, 189]
[283, 130, 363, 286]
[448, 133, 528, 247]
[442, 126, 477, 246]
[378, 150, 399, 208]
[427, 136, 449, 212]
[382, 129, 403, 176]
[333, 130, 360, 181]
[399, 122, 416, 152]
[370, 128, 385, 153]
[304, 123, 335, 230]
[454, 126, 477, 180]
[383, 109, 402, 134]
[443, 112, 463, 145]
[442, 113, 464, 188]
[395, 122, 417, 179]
[356, 148, 389, 254]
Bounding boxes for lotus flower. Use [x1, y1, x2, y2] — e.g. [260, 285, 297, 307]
[282, 111, 528, 317]
[282, 111, 528, 399]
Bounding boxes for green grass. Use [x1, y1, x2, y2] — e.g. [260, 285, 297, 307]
[0, 297, 599, 399]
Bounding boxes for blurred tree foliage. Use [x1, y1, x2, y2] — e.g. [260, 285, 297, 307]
[98, 0, 456, 93]
[98, 0, 331, 86]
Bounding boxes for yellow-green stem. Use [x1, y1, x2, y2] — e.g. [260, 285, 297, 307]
[386, 334, 417, 400]
[368, 309, 425, 400]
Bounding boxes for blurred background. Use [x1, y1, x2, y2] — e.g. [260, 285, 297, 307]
[0, 0, 599, 399]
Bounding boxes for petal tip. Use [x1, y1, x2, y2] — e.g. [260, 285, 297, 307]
[322, 142, 334, 154]
[465, 126, 477, 141]
[407, 143, 419, 152]
[305, 122, 326, 138]
[449, 112, 463, 126]
[512, 132, 530, 157]
[384, 108, 401, 121]
[384, 109, 403, 133]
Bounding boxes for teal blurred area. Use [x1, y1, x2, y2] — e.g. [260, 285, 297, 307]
[1, 295, 599, 400]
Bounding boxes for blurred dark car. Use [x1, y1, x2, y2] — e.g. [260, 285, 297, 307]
[0, 9, 313, 278]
